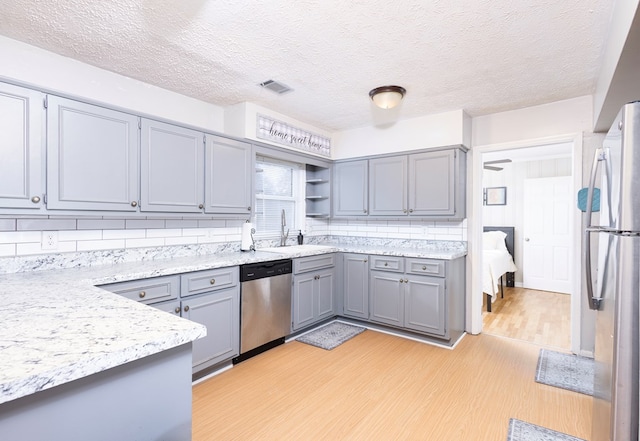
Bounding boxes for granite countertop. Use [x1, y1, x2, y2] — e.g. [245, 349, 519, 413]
[0, 242, 466, 406]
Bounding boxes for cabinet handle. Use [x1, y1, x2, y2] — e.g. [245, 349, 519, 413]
[247, 206, 252, 211]
[131, 201, 138, 207]
[363, 209, 367, 214]
[174, 307, 181, 314]
[384, 262, 388, 266]
[399, 278, 404, 283]
[403, 209, 407, 213]
[364, 259, 368, 263]
[184, 305, 190, 312]
[404, 279, 408, 283]
[198, 203, 204, 209]
[210, 278, 216, 285]
[422, 265, 427, 270]
[31, 196, 41, 203]
[139, 291, 146, 298]
[409, 209, 414, 213]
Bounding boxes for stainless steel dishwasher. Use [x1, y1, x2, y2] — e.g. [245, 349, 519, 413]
[233, 259, 292, 364]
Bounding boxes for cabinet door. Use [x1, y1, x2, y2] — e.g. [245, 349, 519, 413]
[140, 119, 204, 212]
[182, 286, 239, 373]
[316, 269, 335, 320]
[152, 299, 181, 316]
[408, 150, 456, 217]
[333, 160, 368, 216]
[369, 270, 403, 327]
[343, 254, 369, 319]
[292, 274, 316, 331]
[0, 83, 44, 210]
[404, 275, 445, 336]
[369, 156, 407, 216]
[47, 96, 139, 211]
[205, 135, 253, 215]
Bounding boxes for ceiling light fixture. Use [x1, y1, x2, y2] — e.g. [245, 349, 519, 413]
[369, 85, 406, 109]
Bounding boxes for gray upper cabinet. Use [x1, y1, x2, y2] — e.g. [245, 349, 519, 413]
[204, 134, 253, 215]
[141, 119, 204, 213]
[332, 147, 466, 220]
[409, 149, 465, 218]
[0, 83, 45, 210]
[47, 96, 139, 211]
[333, 159, 368, 216]
[369, 156, 408, 216]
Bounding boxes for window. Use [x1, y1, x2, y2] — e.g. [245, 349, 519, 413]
[254, 156, 304, 237]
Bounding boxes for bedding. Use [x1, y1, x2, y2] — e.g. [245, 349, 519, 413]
[482, 231, 517, 298]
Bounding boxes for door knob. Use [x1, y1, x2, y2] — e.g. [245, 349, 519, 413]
[525, 238, 530, 242]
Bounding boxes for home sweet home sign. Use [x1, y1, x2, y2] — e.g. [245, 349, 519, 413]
[256, 114, 331, 157]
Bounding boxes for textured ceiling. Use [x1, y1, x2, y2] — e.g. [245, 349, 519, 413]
[0, 1, 614, 131]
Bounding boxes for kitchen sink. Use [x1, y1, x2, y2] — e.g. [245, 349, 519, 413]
[259, 244, 337, 255]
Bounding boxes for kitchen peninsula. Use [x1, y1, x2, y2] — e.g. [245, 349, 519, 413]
[0, 239, 465, 440]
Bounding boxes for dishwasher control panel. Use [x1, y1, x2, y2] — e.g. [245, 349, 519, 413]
[240, 259, 293, 282]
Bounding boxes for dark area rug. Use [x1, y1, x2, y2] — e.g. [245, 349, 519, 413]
[296, 322, 365, 350]
[507, 419, 586, 441]
[535, 349, 594, 396]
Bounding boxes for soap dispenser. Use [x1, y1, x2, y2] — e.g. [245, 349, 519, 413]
[297, 231, 304, 245]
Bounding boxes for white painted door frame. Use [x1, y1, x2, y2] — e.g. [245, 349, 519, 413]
[468, 133, 583, 354]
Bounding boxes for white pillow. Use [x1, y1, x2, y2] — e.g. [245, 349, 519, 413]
[483, 231, 508, 251]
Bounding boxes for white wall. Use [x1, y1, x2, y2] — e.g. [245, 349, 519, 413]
[472, 96, 593, 147]
[332, 109, 471, 160]
[0, 36, 225, 132]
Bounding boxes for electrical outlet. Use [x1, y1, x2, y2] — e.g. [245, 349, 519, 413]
[41, 231, 58, 250]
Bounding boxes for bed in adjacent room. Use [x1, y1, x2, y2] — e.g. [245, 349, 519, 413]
[482, 226, 517, 312]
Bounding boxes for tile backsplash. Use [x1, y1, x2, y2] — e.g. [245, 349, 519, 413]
[0, 216, 466, 258]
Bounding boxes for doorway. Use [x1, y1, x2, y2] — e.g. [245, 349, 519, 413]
[470, 135, 583, 354]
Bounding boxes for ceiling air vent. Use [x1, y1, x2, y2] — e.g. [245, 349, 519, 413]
[259, 79, 293, 95]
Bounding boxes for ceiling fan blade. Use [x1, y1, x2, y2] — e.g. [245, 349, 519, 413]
[483, 159, 513, 165]
[483, 165, 503, 171]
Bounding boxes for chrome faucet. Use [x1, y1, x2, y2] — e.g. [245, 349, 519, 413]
[280, 209, 289, 246]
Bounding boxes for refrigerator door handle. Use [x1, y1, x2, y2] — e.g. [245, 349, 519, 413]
[584, 147, 605, 310]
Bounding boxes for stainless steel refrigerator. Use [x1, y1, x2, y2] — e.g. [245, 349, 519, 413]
[585, 101, 640, 440]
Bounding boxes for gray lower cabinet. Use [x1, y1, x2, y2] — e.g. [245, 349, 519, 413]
[342, 253, 369, 319]
[205, 134, 253, 215]
[292, 254, 336, 331]
[370, 270, 404, 327]
[140, 119, 204, 213]
[46, 95, 139, 211]
[0, 83, 45, 210]
[99, 266, 239, 374]
[181, 286, 239, 374]
[368, 255, 463, 339]
[332, 159, 369, 216]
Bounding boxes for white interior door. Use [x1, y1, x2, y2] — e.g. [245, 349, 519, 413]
[522, 177, 572, 293]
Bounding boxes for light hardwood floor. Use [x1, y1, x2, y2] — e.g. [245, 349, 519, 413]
[482, 287, 571, 350]
[193, 330, 591, 440]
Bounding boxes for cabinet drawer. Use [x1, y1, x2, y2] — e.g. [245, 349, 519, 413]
[294, 254, 335, 274]
[181, 266, 238, 297]
[370, 256, 404, 272]
[101, 275, 180, 305]
[406, 258, 445, 277]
